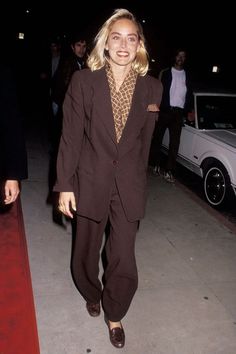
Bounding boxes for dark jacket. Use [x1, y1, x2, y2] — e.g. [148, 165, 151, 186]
[54, 68, 163, 222]
[0, 65, 28, 180]
[159, 67, 193, 113]
[51, 54, 86, 107]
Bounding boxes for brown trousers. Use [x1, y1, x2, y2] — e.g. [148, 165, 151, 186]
[71, 182, 139, 322]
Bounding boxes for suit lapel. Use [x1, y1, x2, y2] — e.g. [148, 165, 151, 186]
[118, 76, 148, 156]
[93, 68, 117, 144]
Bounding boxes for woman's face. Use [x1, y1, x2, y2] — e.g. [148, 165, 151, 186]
[106, 18, 140, 68]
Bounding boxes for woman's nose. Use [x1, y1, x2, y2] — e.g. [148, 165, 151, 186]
[120, 38, 127, 48]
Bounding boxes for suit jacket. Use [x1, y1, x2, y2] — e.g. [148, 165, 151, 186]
[54, 68, 162, 222]
[0, 64, 28, 181]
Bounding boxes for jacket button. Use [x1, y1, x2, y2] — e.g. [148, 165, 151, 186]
[113, 160, 118, 165]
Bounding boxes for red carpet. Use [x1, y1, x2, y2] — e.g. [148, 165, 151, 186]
[0, 199, 40, 354]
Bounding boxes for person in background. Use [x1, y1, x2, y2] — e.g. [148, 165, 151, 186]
[47, 34, 87, 221]
[39, 37, 62, 119]
[50, 38, 62, 116]
[51, 33, 87, 114]
[54, 8, 162, 349]
[0, 64, 28, 205]
[150, 48, 193, 183]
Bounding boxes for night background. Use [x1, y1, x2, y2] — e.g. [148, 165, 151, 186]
[2, 0, 235, 117]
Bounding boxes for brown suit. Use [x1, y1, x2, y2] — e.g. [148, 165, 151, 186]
[54, 68, 162, 221]
[54, 67, 162, 321]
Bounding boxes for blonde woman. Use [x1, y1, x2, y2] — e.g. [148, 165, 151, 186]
[54, 8, 162, 348]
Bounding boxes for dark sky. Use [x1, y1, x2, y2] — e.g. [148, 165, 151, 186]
[3, 1, 236, 88]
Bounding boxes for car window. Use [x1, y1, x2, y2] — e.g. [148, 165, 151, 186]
[196, 95, 236, 130]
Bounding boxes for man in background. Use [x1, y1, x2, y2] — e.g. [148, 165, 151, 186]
[150, 48, 193, 183]
[47, 33, 87, 224]
[51, 33, 87, 113]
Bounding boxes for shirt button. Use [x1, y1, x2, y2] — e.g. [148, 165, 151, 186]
[113, 160, 118, 165]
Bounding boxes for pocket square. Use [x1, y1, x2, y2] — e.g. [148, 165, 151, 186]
[147, 104, 159, 112]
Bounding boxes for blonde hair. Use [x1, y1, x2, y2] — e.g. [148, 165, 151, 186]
[87, 8, 149, 76]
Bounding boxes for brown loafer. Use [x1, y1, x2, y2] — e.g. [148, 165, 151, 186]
[105, 319, 125, 348]
[86, 302, 100, 317]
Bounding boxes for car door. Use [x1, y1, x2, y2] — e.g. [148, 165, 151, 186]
[162, 122, 200, 174]
[178, 124, 196, 163]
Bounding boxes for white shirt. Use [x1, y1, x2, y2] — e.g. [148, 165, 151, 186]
[169, 67, 187, 108]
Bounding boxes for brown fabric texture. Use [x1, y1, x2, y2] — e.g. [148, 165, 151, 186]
[54, 68, 163, 222]
[106, 65, 137, 143]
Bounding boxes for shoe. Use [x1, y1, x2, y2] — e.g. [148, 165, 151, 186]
[163, 170, 175, 183]
[153, 165, 161, 176]
[86, 302, 100, 317]
[105, 319, 125, 349]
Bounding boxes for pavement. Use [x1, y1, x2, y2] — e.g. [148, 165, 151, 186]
[21, 118, 236, 354]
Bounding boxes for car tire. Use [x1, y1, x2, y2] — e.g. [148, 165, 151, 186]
[203, 161, 232, 209]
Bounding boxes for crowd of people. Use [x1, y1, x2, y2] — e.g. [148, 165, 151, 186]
[1, 8, 195, 349]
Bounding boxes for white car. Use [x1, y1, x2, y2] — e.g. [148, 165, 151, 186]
[162, 92, 236, 208]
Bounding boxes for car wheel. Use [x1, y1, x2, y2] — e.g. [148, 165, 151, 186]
[203, 162, 232, 208]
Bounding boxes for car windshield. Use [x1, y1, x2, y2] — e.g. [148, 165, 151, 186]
[197, 95, 236, 130]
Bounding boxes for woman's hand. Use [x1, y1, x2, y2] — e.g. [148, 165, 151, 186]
[58, 192, 77, 218]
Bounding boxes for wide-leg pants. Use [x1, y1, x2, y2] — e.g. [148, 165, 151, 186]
[71, 182, 139, 322]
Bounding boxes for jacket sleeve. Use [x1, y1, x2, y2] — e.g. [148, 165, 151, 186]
[53, 71, 85, 192]
[141, 77, 163, 167]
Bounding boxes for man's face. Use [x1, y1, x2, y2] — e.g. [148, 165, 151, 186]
[51, 42, 61, 56]
[71, 41, 87, 58]
[175, 51, 186, 67]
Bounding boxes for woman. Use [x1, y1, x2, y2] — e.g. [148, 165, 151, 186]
[54, 8, 162, 348]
